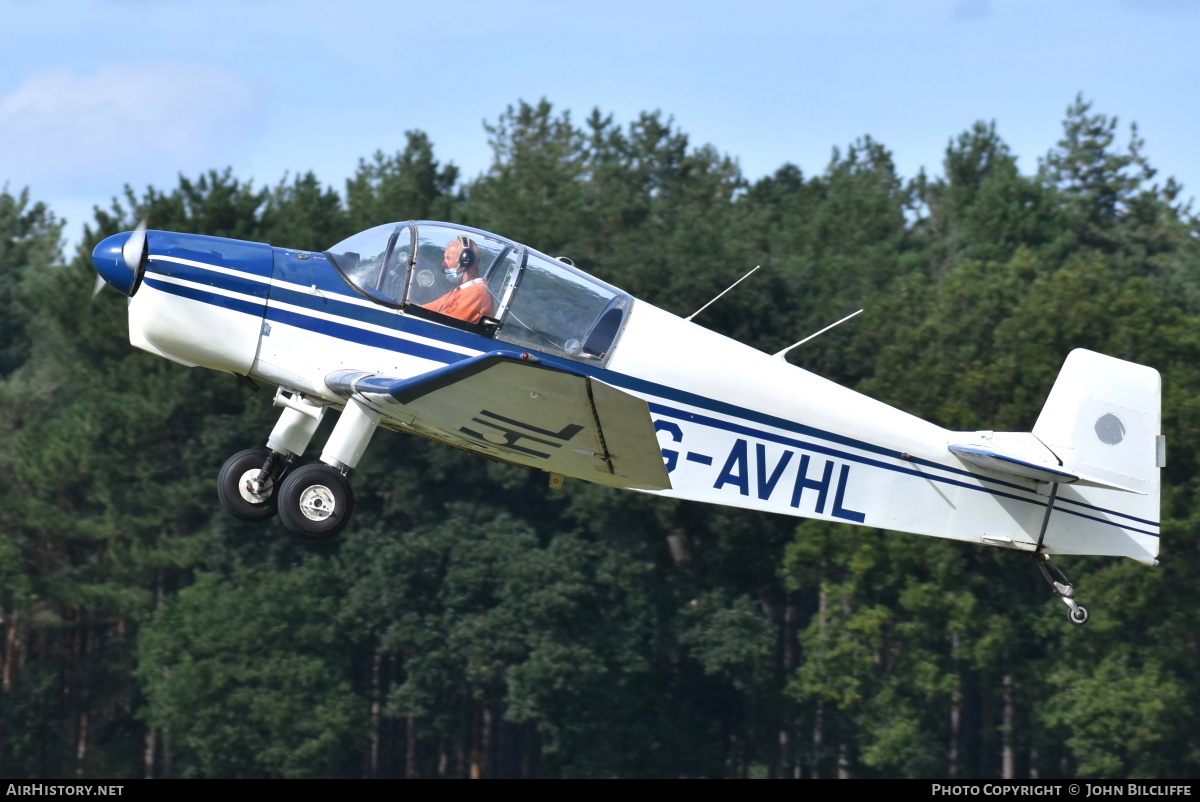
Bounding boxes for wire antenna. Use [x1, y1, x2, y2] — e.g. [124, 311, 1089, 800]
[686, 265, 762, 322]
[774, 309, 864, 360]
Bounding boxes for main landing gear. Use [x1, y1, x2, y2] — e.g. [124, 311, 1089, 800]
[217, 388, 380, 540]
[1032, 554, 1089, 626]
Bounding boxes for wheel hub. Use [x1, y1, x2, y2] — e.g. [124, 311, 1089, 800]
[298, 485, 336, 521]
[238, 469, 274, 504]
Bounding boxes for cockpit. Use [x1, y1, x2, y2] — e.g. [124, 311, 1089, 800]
[325, 222, 631, 365]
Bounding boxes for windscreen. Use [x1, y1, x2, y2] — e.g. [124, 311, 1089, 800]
[326, 224, 411, 304]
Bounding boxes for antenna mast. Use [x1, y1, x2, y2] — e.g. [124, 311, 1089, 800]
[774, 309, 864, 360]
[686, 265, 762, 322]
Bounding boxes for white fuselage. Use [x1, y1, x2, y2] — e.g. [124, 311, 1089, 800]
[124, 234, 1161, 565]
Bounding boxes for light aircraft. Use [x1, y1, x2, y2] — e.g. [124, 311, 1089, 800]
[92, 221, 1164, 624]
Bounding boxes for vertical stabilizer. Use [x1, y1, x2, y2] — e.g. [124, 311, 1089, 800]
[1032, 349, 1161, 563]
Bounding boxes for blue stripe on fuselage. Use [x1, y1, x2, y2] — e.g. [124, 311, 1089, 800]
[267, 283, 401, 329]
[149, 231, 274, 277]
[265, 306, 462, 365]
[272, 248, 363, 294]
[142, 277, 266, 318]
[144, 256, 1160, 536]
[147, 260, 270, 299]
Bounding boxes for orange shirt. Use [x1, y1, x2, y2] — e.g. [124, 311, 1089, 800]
[421, 279, 495, 324]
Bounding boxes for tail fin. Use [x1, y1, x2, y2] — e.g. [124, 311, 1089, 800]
[1032, 349, 1162, 564]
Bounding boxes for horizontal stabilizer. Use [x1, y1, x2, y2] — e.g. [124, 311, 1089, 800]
[948, 444, 1076, 484]
[948, 443, 1145, 494]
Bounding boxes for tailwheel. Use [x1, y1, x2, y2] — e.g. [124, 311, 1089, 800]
[277, 463, 355, 541]
[1032, 554, 1090, 626]
[218, 449, 287, 522]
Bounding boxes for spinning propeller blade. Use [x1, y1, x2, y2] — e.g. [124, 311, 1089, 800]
[122, 218, 148, 274]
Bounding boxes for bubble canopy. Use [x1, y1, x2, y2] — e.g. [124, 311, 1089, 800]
[325, 222, 630, 365]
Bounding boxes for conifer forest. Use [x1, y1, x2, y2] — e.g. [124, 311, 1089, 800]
[2, 97, 1199, 779]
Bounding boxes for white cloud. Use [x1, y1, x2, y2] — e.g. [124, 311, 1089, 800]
[0, 63, 264, 195]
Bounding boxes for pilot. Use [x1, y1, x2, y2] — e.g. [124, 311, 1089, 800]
[421, 235, 496, 324]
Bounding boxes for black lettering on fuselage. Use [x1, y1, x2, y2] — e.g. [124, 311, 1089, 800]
[755, 443, 793, 500]
[831, 464, 865, 523]
[655, 420, 683, 473]
[790, 453, 833, 513]
[714, 439, 751, 495]
[707, 439, 867, 523]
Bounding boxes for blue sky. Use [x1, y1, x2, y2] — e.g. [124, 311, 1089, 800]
[2, 0, 1198, 251]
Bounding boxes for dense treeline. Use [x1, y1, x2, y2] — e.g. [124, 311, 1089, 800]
[1, 96, 1198, 778]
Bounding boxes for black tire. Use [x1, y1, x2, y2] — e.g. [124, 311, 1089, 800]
[1068, 605, 1090, 626]
[277, 463, 354, 541]
[218, 449, 283, 523]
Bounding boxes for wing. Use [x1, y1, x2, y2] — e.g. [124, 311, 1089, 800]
[326, 351, 672, 491]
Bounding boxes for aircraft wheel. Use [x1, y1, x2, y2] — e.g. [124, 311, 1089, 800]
[218, 449, 283, 522]
[1068, 605, 1090, 626]
[277, 464, 354, 541]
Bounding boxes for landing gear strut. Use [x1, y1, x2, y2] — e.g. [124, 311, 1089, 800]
[1032, 554, 1089, 626]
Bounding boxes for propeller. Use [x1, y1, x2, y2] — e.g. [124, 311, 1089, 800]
[122, 218, 148, 274]
[92, 218, 147, 298]
[91, 271, 108, 299]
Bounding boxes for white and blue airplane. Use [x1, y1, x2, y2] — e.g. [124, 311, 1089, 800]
[92, 220, 1164, 624]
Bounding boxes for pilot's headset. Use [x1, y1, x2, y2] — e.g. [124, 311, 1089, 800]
[444, 236, 479, 284]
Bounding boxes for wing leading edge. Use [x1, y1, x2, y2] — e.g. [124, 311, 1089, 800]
[326, 351, 672, 491]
